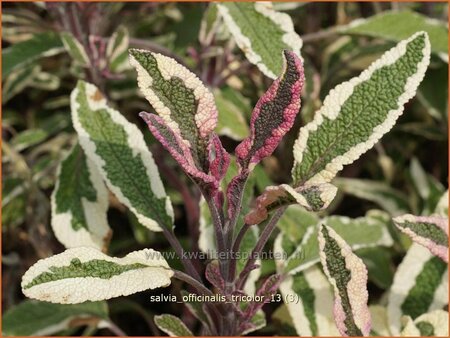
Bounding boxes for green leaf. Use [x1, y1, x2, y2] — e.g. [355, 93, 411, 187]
[106, 25, 130, 73]
[3, 300, 108, 336]
[217, 2, 302, 78]
[344, 11, 448, 60]
[214, 88, 249, 141]
[292, 32, 430, 186]
[387, 243, 448, 335]
[10, 128, 49, 152]
[71, 80, 173, 231]
[51, 143, 111, 251]
[318, 224, 371, 336]
[417, 62, 448, 120]
[357, 247, 394, 289]
[22, 247, 173, 304]
[278, 266, 338, 336]
[154, 314, 193, 337]
[60, 32, 90, 66]
[401, 310, 449, 336]
[333, 178, 410, 216]
[276, 211, 393, 275]
[2, 32, 64, 79]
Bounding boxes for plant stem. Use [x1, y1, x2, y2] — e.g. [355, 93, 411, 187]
[301, 27, 339, 43]
[105, 321, 127, 336]
[228, 222, 251, 281]
[161, 226, 202, 282]
[236, 207, 286, 290]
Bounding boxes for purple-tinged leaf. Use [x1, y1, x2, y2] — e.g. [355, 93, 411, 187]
[235, 50, 304, 169]
[208, 134, 231, 182]
[140, 112, 217, 188]
[393, 214, 448, 263]
[245, 183, 337, 225]
[205, 260, 225, 292]
[226, 170, 250, 219]
[243, 274, 282, 320]
[318, 224, 371, 337]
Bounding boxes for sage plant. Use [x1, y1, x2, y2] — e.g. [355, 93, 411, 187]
[20, 28, 447, 337]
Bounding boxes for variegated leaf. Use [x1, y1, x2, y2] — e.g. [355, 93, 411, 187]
[278, 267, 339, 336]
[393, 214, 448, 262]
[276, 211, 393, 275]
[140, 112, 217, 187]
[245, 183, 337, 225]
[235, 50, 304, 169]
[106, 25, 130, 73]
[129, 49, 217, 172]
[292, 32, 430, 186]
[21, 247, 173, 304]
[434, 190, 448, 216]
[217, 2, 302, 79]
[154, 314, 193, 337]
[51, 143, 111, 251]
[387, 243, 448, 335]
[400, 310, 448, 336]
[71, 81, 173, 231]
[60, 32, 90, 67]
[2, 64, 40, 103]
[318, 224, 371, 336]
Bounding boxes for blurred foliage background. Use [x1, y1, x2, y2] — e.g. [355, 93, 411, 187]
[2, 1, 448, 336]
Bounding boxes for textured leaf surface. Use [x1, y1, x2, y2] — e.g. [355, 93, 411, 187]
[22, 247, 173, 304]
[217, 2, 302, 78]
[2, 32, 64, 79]
[318, 225, 371, 336]
[52, 143, 111, 251]
[106, 25, 130, 73]
[129, 49, 217, 170]
[3, 300, 108, 336]
[334, 178, 410, 216]
[154, 314, 193, 337]
[278, 211, 393, 275]
[393, 214, 448, 262]
[344, 11, 448, 59]
[71, 81, 173, 231]
[235, 50, 304, 168]
[278, 266, 339, 336]
[60, 32, 90, 66]
[245, 183, 337, 225]
[387, 243, 448, 335]
[292, 32, 430, 186]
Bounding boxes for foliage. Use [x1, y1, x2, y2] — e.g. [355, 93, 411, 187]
[2, 2, 448, 337]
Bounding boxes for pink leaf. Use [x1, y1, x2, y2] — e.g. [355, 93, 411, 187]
[140, 112, 216, 187]
[235, 50, 304, 169]
[205, 260, 225, 292]
[226, 170, 250, 219]
[208, 134, 231, 182]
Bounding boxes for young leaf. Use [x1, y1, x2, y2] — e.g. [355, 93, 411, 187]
[154, 314, 193, 337]
[2, 32, 64, 79]
[21, 247, 173, 304]
[278, 267, 339, 336]
[401, 310, 449, 337]
[276, 211, 393, 275]
[318, 224, 371, 336]
[129, 49, 218, 170]
[235, 50, 304, 169]
[217, 2, 302, 78]
[292, 32, 431, 186]
[344, 11, 448, 60]
[393, 214, 448, 262]
[51, 143, 111, 251]
[245, 183, 337, 225]
[205, 260, 225, 291]
[387, 243, 448, 335]
[3, 300, 108, 336]
[139, 112, 217, 187]
[106, 25, 130, 73]
[71, 81, 173, 231]
[208, 134, 231, 183]
[60, 32, 90, 66]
